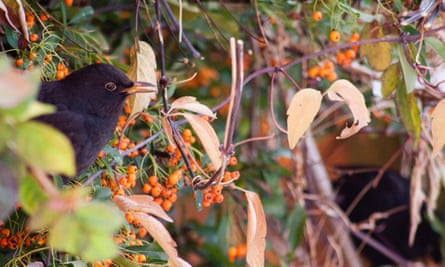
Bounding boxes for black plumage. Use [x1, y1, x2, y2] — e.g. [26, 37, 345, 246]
[335, 170, 442, 266]
[34, 63, 154, 176]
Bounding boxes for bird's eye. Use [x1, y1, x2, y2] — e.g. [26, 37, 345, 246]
[105, 82, 117, 92]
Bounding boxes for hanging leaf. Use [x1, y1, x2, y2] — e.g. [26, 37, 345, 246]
[0, 0, 28, 41]
[286, 88, 322, 149]
[360, 22, 392, 71]
[425, 37, 445, 62]
[395, 82, 421, 144]
[182, 113, 222, 169]
[326, 79, 371, 139]
[381, 63, 401, 98]
[127, 40, 158, 116]
[14, 121, 75, 176]
[113, 194, 173, 222]
[171, 96, 216, 119]
[245, 190, 266, 267]
[431, 98, 445, 157]
[397, 44, 417, 94]
[161, 117, 175, 148]
[286, 204, 306, 250]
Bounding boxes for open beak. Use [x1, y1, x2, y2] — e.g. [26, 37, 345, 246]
[123, 81, 157, 95]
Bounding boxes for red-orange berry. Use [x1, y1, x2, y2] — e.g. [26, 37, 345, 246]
[312, 11, 323, 21]
[329, 30, 341, 43]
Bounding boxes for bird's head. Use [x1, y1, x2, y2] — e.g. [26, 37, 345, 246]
[62, 63, 156, 115]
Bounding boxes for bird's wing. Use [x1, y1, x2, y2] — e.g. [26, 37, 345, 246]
[34, 111, 95, 175]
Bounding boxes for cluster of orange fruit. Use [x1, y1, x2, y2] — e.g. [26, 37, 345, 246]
[141, 170, 181, 212]
[0, 224, 46, 251]
[308, 60, 338, 82]
[99, 165, 138, 196]
[227, 243, 247, 263]
[335, 32, 360, 67]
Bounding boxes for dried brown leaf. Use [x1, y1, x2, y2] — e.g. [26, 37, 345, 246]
[127, 40, 158, 116]
[326, 79, 370, 139]
[161, 117, 175, 149]
[135, 212, 190, 267]
[0, 0, 28, 40]
[245, 190, 266, 267]
[113, 195, 172, 222]
[286, 88, 322, 149]
[182, 113, 222, 169]
[431, 99, 445, 157]
[171, 96, 216, 119]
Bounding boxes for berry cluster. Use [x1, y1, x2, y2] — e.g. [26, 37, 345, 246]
[227, 243, 247, 263]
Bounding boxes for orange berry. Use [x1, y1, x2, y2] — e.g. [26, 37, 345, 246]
[29, 33, 39, 43]
[213, 194, 224, 204]
[154, 197, 163, 205]
[322, 60, 335, 72]
[64, 0, 73, 7]
[28, 52, 36, 61]
[350, 32, 360, 42]
[236, 243, 247, 258]
[125, 213, 134, 224]
[212, 184, 223, 195]
[168, 194, 177, 203]
[136, 254, 146, 263]
[55, 70, 65, 80]
[231, 171, 240, 180]
[167, 172, 181, 186]
[312, 11, 323, 21]
[142, 183, 152, 194]
[40, 13, 49, 21]
[228, 246, 237, 263]
[148, 175, 158, 186]
[202, 200, 211, 208]
[336, 52, 346, 65]
[318, 67, 328, 78]
[138, 227, 147, 238]
[15, 58, 23, 68]
[161, 199, 173, 211]
[344, 48, 356, 59]
[308, 65, 320, 79]
[0, 228, 10, 237]
[0, 237, 7, 248]
[151, 186, 162, 197]
[329, 30, 341, 43]
[326, 71, 338, 82]
[228, 156, 238, 166]
[204, 192, 214, 203]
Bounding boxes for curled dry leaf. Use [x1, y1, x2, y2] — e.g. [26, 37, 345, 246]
[286, 88, 322, 149]
[113, 195, 172, 222]
[326, 79, 370, 139]
[0, 0, 28, 41]
[127, 40, 158, 116]
[245, 190, 267, 267]
[135, 212, 191, 267]
[431, 98, 445, 157]
[171, 96, 216, 119]
[182, 113, 222, 169]
[161, 117, 176, 149]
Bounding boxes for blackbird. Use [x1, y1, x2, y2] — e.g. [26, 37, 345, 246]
[34, 63, 156, 176]
[335, 170, 442, 266]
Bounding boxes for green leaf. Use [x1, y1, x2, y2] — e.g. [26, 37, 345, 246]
[381, 63, 401, 98]
[18, 175, 48, 214]
[397, 45, 417, 94]
[14, 121, 76, 176]
[69, 6, 94, 24]
[286, 204, 306, 250]
[81, 232, 120, 262]
[425, 37, 445, 62]
[76, 202, 124, 232]
[0, 161, 17, 220]
[395, 81, 421, 144]
[360, 22, 392, 71]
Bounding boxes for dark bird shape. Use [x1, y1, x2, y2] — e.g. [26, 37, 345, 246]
[34, 63, 156, 176]
[335, 170, 442, 266]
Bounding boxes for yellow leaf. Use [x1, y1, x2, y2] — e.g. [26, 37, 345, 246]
[245, 190, 266, 267]
[127, 40, 158, 116]
[431, 99, 445, 157]
[326, 79, 370, 139]
[360, 22, 392, 71]
[182, 113, 222, 169]
[286, 89, 322, 149]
